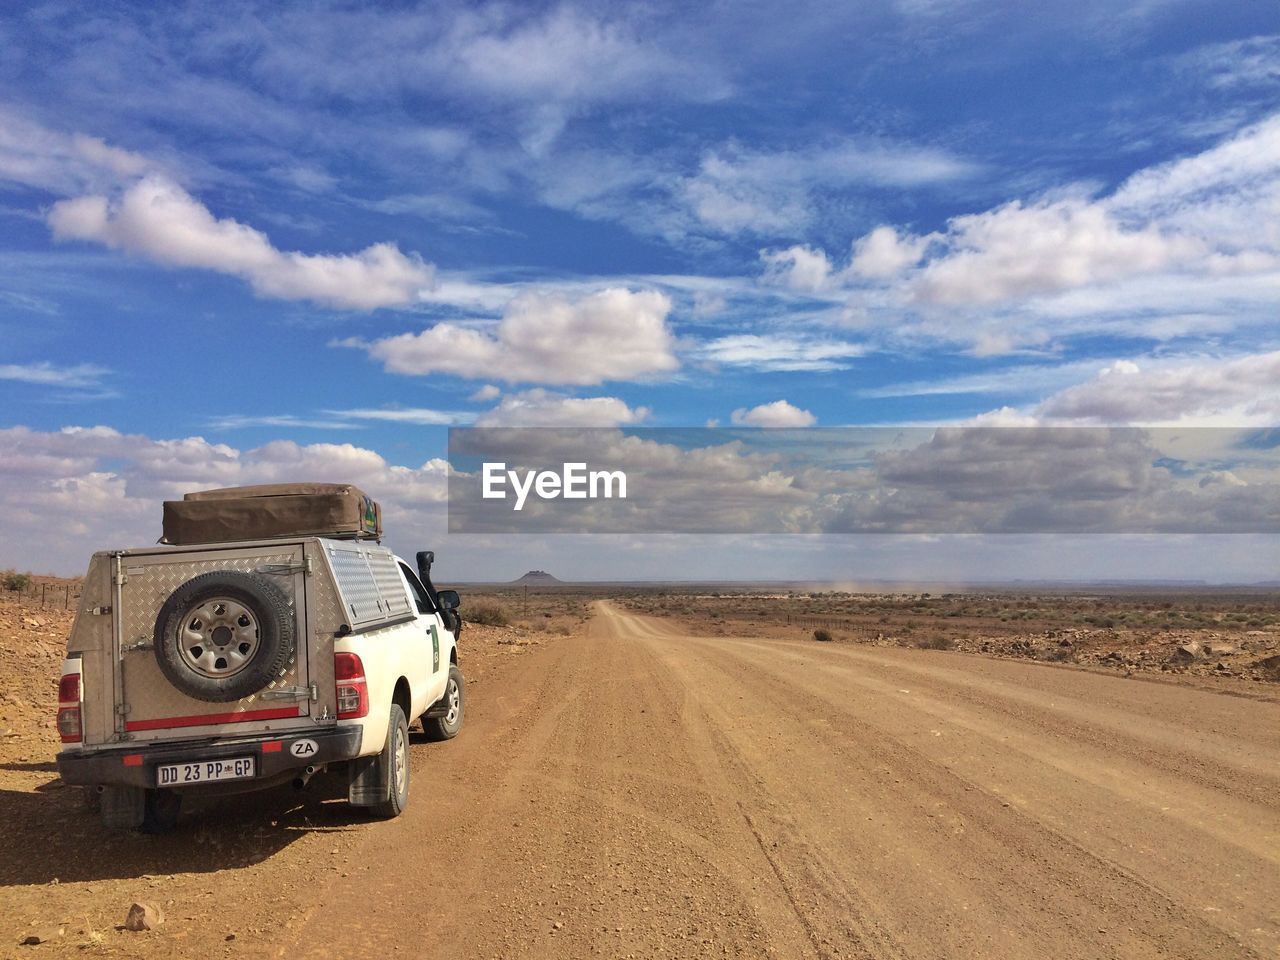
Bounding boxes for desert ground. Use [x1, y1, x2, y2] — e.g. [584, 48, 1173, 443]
[1, 579, 1277, 958]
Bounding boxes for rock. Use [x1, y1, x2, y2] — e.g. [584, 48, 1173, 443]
[1206, 642, 1237, 656]
[1171, 642, 1202, 662]
[1251, 654, 1280, 676]
[19, 926, 62, 946]
[124, 902, 163, 932]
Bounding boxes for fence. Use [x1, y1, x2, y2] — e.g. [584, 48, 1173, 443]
[4, 580, 81, 609]
[785, 614, 862, 631]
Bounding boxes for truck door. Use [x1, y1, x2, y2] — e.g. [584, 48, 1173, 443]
[398, 562, 445, 681]
[113, 544, 312, 744]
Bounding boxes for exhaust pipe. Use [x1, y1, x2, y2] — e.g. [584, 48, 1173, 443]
[291, 764, 319, 790]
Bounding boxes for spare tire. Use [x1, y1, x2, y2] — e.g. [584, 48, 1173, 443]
[153, 570, 296, 703]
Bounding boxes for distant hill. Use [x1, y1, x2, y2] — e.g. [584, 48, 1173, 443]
[511, 570, 563, 585]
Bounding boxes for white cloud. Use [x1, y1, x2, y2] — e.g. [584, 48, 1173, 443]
[846, 226, 930, 280]
[269, 163, 338, 194]
[444, 6, 728, 107]
[0, 361, 109, 388]
[1177, 34, 1280, 90]
[1109, 113, 1280, 254]
[1037, 351, 1280, 425]
[326, 407, 475, 426]
[469, 384, 502, 402]
[208, 414, 360, 431]
[678, 138, 977, 235]
[0, 108, 151, 195]
[0, 425, 450, 572]
[350, 288, 678, 385]
[785, 113, 1280, 352]
[474, 389, 649, 427]
[858, 358, 1119, 400]
[239, 6, 726, 156]
[691, 291, 727, 318]
[908, 198, 1203, 305]
[760, 245, 833, 292]
[730, 399, 817, 427]
[48, 176, 434, 310]
[699, 335, 865, 372]
[3, 421, 1277, 574]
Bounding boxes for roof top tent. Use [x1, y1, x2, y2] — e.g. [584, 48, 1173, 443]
[161, 482, 382, 546]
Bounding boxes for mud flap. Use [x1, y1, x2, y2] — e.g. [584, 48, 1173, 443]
[347, 754, 388, 807]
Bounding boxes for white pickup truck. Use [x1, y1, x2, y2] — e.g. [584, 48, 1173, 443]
[55, 529, 465, 832]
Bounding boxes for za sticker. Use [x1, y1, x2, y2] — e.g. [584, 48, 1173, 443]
[290, 739, 319, 758]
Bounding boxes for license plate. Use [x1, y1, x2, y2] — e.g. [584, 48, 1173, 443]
[156, 756, 255, 786]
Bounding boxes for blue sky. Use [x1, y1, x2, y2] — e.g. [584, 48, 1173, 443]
[1, 1, 1279, 577]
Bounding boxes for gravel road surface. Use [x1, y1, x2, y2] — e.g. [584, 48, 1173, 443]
[281, 601, 1280, 959]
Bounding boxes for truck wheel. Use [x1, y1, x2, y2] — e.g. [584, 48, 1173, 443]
[370, 704, 410, 819]
[100, 784, 145, 832]
[141, 788, 182, 834]
[422, 665, 464, 742]
[153, 571, 296, 703]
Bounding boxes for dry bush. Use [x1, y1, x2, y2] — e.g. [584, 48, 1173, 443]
[467, 602, 510, 627]
[813, 628, 833, 642]
[2, 569, 31, 592]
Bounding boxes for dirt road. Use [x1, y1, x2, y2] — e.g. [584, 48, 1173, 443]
[274, 600, 1278, 960]
[5, 600, 1278, 958]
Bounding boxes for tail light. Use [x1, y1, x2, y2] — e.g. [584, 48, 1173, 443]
[57, 671, 82, 743]
[334, 652, 368, 719]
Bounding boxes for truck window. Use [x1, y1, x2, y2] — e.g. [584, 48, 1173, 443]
[399, 563, 434, 615]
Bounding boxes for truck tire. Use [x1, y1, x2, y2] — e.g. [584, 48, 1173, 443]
[370, 704, 410, 819]
[421, 665, 464, 741]
[141, 788, 182, 834]
[153, 570, 295, 703]
[100, 784, 145, 832]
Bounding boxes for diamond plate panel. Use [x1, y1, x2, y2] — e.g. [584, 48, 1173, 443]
[308, 552, 346, 638]
[369, 551, 412, 619]
[119, 548, 307, 740]
[327, 544, 382, 624]
[325, 542, 411, 626]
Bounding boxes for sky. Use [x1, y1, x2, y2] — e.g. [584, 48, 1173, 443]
[1, 0, 1278, 579]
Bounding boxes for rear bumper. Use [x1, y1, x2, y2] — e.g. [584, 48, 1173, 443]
[57, 725, 363, 789]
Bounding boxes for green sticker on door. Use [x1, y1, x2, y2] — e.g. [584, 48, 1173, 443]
[429, 623, 439, 672]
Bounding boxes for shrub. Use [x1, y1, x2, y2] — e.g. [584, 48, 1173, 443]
[813, 628, 833, 642]
[2, 570, 31, 592]
[467, 602, 510, 627]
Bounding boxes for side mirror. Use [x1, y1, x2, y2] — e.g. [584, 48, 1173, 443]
[437, 589, 460, 612]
